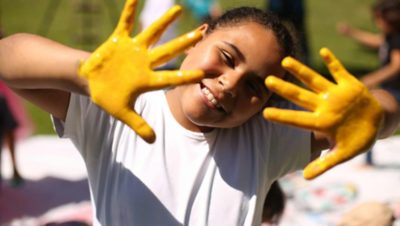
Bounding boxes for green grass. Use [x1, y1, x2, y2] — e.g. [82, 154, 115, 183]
[0, 0, 384, 134]
[24, 101, 55, 134]
[307, 0, 379, 75]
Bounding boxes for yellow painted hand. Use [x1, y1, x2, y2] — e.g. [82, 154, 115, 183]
[263, 48, 383, 179]
[78, 0, 204, 143]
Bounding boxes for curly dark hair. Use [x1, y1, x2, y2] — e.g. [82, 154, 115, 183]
[262, 180, 286, 224]
[373, 0, 400, 32]
[205, 6, 299, 60]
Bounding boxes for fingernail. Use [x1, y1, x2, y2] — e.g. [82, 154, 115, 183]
[281, 57, 293, 68]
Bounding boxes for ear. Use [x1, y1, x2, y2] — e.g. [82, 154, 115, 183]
[198, 23, 209, 35]
[184, 23, 209, 54]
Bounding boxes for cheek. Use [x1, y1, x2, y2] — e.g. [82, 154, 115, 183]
[181, 47, 220, 71]
[180, 55, 195, 70]
[181, 86, 205, 116]
[233, 95, 265, 118]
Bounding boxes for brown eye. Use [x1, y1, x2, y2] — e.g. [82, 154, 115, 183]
[220, 49, 235, 68]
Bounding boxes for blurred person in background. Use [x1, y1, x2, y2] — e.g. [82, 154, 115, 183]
[183, 0, 221, 23]
[266, 0, 309, 65]
[338, 201, 394, 226]
[337, 0, 400, 165]
[0, 29, 27, 188]
[0, 92, 23, 187]
[261, 180, 286, 226]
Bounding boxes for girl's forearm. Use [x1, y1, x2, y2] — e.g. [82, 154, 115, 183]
[0, 33, 90, 95]
[362, 64, 400, 88]
[344, 27, 383, 49]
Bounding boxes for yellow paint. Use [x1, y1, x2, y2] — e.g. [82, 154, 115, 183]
[263, 48, 383, 179]
[78, 0, 204, 143]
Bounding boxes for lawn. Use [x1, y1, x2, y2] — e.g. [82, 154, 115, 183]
[0, 0, 380, 134]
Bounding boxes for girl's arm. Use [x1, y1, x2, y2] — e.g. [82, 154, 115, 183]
[337, 22, 383, 49]
[0, 33, 90, 120]
[0, 0, 204, 143]
[362, 49, 400, 88]
[0, 33, 89, 93]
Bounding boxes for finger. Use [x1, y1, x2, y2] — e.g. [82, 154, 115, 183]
[146, 70, 204, 90]
[263, 108, 320, 131]
[319, 47, 357, 84]
[303, 150, 343, 179]
[265, 76, 319, 111]
[118, 109, 156, 143]
[113, 0, 138, 36]
[135, 5, 182, 47]
[149, 27, 203, 68]
[282, 57, 335, 93]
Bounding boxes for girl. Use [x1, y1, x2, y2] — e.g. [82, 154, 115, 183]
[0, 0, 394, 225]
[337, 0, 400, 165]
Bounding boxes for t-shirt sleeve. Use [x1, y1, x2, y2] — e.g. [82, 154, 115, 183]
[52, 92, 149, 159]
[53, 93, 90, 139]
[52, 93, 113, 157]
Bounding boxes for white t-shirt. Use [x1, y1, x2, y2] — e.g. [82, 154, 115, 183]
[53, 90, 310, 226]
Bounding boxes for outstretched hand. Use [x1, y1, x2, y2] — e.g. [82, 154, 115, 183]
[78, 0, 204, 143]
[263, 48, 383, 179]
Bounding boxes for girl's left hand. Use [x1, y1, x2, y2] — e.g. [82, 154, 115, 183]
[263, 48, 384, 180]
[78, 0, 204, 143]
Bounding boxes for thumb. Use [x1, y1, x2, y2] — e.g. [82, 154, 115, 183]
[303, 149, 343, 180]
[77, 59, 90, 79]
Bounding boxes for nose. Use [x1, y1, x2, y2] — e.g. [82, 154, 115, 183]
[218, 72, 242, 98]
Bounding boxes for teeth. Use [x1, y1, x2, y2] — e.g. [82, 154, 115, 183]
[201, 87, 219, 107]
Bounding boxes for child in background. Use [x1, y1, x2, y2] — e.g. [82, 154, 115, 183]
[338, 201, 394, 226]
[261, 181, 286, 226]
[183, 0, 221, 23]
[0, 29, 24, 187]
[0, 94, 22, 187]
[266, 0, 309, 65]
[337, 0, 400, 165]
[0, 0, 396, 224]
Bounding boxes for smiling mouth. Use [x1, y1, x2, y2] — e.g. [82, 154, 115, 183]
[200, 83, 226, 113]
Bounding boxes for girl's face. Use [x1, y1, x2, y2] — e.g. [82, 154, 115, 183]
[167, 22, 285, 132]
[374, 12, 394, 33]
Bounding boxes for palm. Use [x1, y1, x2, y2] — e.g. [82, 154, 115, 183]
[78, 0, 204, 143]
[263, 48, 383, 179]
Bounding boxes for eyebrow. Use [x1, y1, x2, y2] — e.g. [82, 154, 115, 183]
[222, 41, 245, 62]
